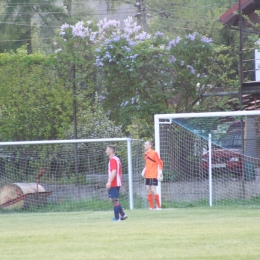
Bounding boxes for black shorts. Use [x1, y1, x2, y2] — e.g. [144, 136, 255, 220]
[145, 178, 158, 186]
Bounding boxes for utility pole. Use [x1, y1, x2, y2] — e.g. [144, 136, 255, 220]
[135, 1, 142, 27]
[238, 0, 243, 109]
[65, 0, 72, 16]
[238, 0, 246, 199]
[135, 0, 148, 32]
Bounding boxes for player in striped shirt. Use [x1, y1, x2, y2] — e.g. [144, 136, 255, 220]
[106, 145, 128, 221]
[142, 140, 163, 210]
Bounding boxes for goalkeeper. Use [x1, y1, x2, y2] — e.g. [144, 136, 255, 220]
[142, 141, 163, 210]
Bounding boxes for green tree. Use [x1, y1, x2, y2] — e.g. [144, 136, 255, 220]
[55, 17, 241, 138]
[0, 47, 72, 141]
[0, 0, 69, 53]
[146, 0, 237, 41]
[96, 29, 237, 136]
[66, 93, 123, 139]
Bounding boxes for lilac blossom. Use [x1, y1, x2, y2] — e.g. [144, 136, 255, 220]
[167, 36, 182, 50]
[71, 21, 89, 38]
[102, 52, 112, 60]
[94, 56, 104, 67]
[154, 31, 164, 38]
[187, 65, 195, 74]
[123, 17, 142, 38]
[98, 95, 106, 101]
[135, 32, 151, 41]
[60, 23, 70, 35]
[169, 55, 176, 64]
[201, 36, 212, 43]
[55, 48, 62, 53]
[129, 54, 138, 59]
[187, 32, 198, 41]
[176, 36, 181, 44]
[97, 18, 120, 32]
[96, 62, 104, 67]
[120, 101, 129, 107]
[111, 36, 121, 42]
[123, 46, 131, 52]
[127, 40, 136, 46]
[90, 32, 97, 42]
[167, 40, 176, 49]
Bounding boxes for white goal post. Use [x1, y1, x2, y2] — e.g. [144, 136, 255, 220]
[0, 138, 146, 212]
[155, 110, 260, 207]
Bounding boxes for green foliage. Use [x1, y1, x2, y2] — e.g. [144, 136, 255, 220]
[146, 0, 237, 40]
[0, 47, 72, 141]
[66, 93, 123, 139]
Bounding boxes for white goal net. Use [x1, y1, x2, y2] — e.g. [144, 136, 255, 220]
[155, 111, 260, 207]
[0, 138, 146, 212]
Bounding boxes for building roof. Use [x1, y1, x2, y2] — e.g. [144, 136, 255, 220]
[220, 0, 260, 26]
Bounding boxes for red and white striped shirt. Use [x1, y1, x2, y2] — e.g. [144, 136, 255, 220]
[108, 156, 122, 187]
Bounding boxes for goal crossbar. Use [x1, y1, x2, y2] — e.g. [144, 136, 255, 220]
[155, 110, 260, 121]
[0, 138, 131, 146]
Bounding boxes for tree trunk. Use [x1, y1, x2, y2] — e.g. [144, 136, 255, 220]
[25, 14, 33, 53]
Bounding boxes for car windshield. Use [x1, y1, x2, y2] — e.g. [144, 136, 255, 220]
[218, 134, 242, 148]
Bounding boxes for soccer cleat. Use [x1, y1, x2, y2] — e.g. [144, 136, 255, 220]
[111, 218, 121, 221]
[149, 208, 154, 210]
[120, 214, 128, 221]
[155, 207, 162, 210]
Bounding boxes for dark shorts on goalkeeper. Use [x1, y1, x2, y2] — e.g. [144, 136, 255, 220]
[108, 186, 120, 199]
[145, 178, 158, 186]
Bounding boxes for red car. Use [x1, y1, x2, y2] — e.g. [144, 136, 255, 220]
[202, 125, 243, 175]
[202, 146, 242, 174]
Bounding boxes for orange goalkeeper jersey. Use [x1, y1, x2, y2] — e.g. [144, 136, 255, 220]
[144, 149, 163, 178]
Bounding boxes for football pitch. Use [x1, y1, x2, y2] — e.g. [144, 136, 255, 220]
[1, 207, 260, 260]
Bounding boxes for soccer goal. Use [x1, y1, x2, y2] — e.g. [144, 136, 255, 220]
[155, 110, 260, 207]
[0, 138, 146, 212]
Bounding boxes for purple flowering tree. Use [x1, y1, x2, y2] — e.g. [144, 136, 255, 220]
[56, 17, 238, 138]
[95, 21, 219, 135]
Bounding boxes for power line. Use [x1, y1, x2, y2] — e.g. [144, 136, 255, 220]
[0, 10, 136, 15]
[2, 1, 135, 5]
[0, 37, 54, 42]
[0, 21, 60, 27]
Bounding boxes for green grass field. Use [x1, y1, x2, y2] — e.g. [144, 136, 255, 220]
[1, 207, 260, 260]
